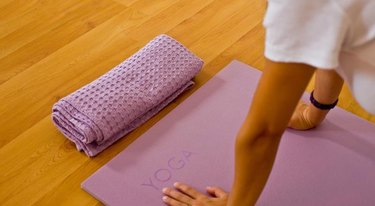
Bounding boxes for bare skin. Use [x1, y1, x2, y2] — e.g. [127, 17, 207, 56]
[162, 59, 343, 206]
[289, 69, 344, 130]
[162, 182, 228, 206]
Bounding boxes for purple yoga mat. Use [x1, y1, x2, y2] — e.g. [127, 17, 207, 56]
[82, 60, 375, 205]
[52, 34, 203, 157]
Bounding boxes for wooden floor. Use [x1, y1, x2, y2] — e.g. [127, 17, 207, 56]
[0, 0, 374, 205]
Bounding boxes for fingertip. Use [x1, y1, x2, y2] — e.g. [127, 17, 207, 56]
[206, 186, 215, 195]
[173, 182, 180, 187]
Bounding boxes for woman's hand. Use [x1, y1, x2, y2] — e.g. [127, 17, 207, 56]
[288, 69, 344, 131]
[288, 102, 317, 130]
[162, 182, 228, 206]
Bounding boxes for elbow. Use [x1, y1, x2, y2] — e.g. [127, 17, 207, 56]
[235, 126, 284, 150]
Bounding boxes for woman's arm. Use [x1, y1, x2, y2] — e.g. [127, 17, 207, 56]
[288, 69, 344, 130]
[228, 59, 315, 205]
[162, 59, 316, 206]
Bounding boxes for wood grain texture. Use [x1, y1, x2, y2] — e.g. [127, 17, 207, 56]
[0, 0, 374, 205]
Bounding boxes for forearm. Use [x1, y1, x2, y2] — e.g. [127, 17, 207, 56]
[227, 59, 315, 206]
[228, 127, 282, 205]
[307, 69, 344, 125]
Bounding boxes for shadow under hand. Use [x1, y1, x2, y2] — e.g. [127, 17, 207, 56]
[287, 118, 375, 165]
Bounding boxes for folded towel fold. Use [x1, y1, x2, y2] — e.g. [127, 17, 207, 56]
[52, 34, 203, 157]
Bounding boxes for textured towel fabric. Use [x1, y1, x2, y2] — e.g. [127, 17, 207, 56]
[52, 34, 203, 157]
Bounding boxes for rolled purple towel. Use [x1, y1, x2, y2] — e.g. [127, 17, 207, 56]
[52, 34, 203, 157]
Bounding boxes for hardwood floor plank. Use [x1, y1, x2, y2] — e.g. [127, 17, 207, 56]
[0, 0, 38, 22]
[125, 0, 215, 42]
[0, 0, 88, 56]
[0, 0, 40, 39]
[128, 0, 179, 15]
[111, 0, 138, 6]
[32, 159, 104, 206]
[0, 117, 86, 206]
[0, 0, 14, 8]
[186, 0, 264, 63]
[168, 0, 260, 46]
[0, 0, 125, 84]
